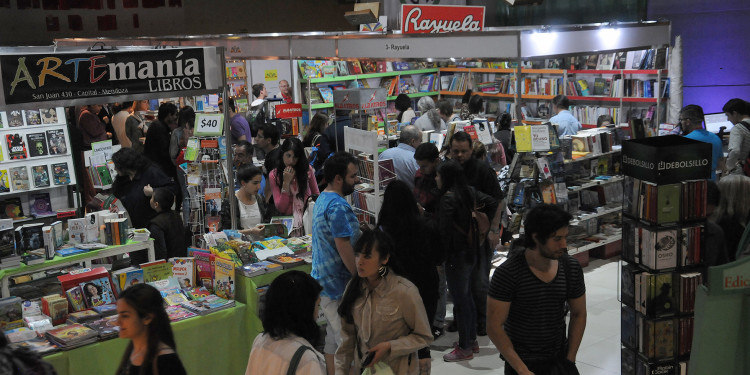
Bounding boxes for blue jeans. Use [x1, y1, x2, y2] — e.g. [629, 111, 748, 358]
[434, 263, 447, 328]
[446, 255, 477, 350]
[472, 245, 492, 330]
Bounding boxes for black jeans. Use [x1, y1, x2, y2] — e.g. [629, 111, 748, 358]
[504, 357, 579, 375]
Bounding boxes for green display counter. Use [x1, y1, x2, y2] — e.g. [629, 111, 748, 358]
[235, 264, 313, 342]
[45, 303, 250, 375]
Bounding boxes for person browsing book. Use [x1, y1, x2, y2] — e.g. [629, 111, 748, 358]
[246, 271, 326, 375]
[115, 283, 187, 375]
[395, 94, 416, 124]
[679, 104, 724, 180]
[722, 98, 750, 175]
[269, 138, 320, 237]
[221, 164, 268, 239]
[311, 152, 362, 375]
[144, 102, 179, 180]
[487, 204, 586, 375]
[303, 113, 332, 184]
[335, 229, 433, 375]
[379, 126, 422, 190]
[147, 188, 187, 260]
[227, 98, 252, 144]
[550, 95, 582, 136]
[437, 159, 498, 362]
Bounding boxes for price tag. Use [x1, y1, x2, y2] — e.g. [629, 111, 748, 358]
[194, 113, 224, 136]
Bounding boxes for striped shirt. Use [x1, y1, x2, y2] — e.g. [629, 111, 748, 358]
[488, 252, 585, 361]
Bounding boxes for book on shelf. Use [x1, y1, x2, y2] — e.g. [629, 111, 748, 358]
[318, 87, 334, 103]
[335, 61, 350, 76]
[5, 133, 28, 159]
[26, 132, 48, 157]
[348, 60, 363, 75]
[621, 305, 637, 349]
[640, 227, 678, 271]
[399, 76, 417, 94]
[14, 223, 44, 253]
[0, 226, 15, 260]
[596, 53, 615, 70]
[360, 59, 377, 74]
[639, 316, 676, 360]
[29, 193, 53, 217]
[51, 162, 71, 185]
[0, 170, 8, 192]
[9, 166, 29, 191]
[635, 271, 678, 317]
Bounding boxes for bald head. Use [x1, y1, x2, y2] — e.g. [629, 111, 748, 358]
[400, 125, 422, 149]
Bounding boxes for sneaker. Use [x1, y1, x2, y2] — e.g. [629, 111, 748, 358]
[443, 346, 474, 362]
[445, 320, 458, 332]
[452, 340, 480, 353]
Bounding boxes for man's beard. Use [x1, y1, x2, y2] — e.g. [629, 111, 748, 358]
[342, 181, 355, 196]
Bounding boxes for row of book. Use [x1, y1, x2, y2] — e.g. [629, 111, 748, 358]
[0, 108, 63, 128]
[0, 162, 71, 193]
[622, 221, 704, 270]
[621, 266, 703, 317]
[2, 129, 69, 161]
[0, 192, 63, 222]
[623, 178, 707, 225]
[298, 60, 436, 80]
[621, 348, 688, 375]
[568, 105, 621, 126]
[622, 308, 695, 362]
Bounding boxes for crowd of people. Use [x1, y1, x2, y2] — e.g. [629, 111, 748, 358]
[55, 88, 750, 375]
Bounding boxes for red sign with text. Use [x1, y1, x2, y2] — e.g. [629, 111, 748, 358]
[275, 103, 303, 119]
[401, 4, 485, 34]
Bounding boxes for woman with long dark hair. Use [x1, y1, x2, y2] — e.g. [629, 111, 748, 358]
[220, 164, 268, 238]
[395, 94, 416, 124]
[115, 284, 186, 375]
[377, 180, 441, 373]
[437, 159, 498, 362]
[246, 271, 326, 374]
[303, 113, 332, 180]
[269, 137, 319, 236]
[336, 229, 432, 375]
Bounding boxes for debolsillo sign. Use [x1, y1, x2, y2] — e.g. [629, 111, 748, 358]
[1, 48, 216, 105]
[401, 4, 485, 34]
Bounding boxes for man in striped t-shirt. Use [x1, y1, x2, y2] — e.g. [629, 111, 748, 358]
[487, 204, 587, 375]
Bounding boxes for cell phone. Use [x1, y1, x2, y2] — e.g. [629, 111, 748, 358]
[361, 351, 375, 367]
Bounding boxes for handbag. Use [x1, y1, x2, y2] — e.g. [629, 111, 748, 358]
[287, 345, 312, 375]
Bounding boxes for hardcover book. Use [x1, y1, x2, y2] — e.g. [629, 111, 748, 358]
[169, 257, 195, 289]
[24, 110, 41, 125]
[65, 286, 87, 312]
[335, 61, 350, 77]
[26, 132, 48, 157]
[79, 277, 117, 308]
[46, 129, 67, 155]
[31, 165, 50, 188]
[213, 257, 235, 300]
[40, 108, 59, 124]
[51, 162, 71, 185]
[193, 249, 215, 291]
[5, 134, 27, 160]
[359, 59, 377, 74]
[318, 87, 334, 103]
[117, 267, 145, 292]
[9, 167, 29, 191]
[0, 297, 25, 330]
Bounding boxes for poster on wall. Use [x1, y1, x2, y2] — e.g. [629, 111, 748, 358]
[0, 47, 223, 106]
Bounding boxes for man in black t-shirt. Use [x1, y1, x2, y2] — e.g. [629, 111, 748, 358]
[487, 204, 586, 375]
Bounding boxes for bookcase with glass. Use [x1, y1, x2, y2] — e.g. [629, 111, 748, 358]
[619, 135, 710, 375]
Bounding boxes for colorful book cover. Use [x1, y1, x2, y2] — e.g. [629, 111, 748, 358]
[165, 305, 197, 322]
[119, 268, 144, 291]
[45, 323, 96, 342]
[360, 59, 377, 74]
[5, 134, 27, 160]
[0, 170, 9, 193]
[92, 304, 117, 316]
[40, 108, 59, 124]
[170, 257, 195, 289]
[24, 110, 41, 125]
[213, 257, 235, 300]
[51, 162, 70, 185]
[46, 129, 67, 154]
[31, 165, 50, 188]
[68, 309, 101, 323]
[67, 218, 86, 244]
[142, 262, 173, 282]
[79, 277, 117, 308]
[163, 291, 191, 307]
[26, 132, 48, 157]
[0, 197, 25, 220]
[9, 166, 29, 191]
[186, 286, 211, 301]
[149, 277, 182, 293]
[318, 87, 334, 103]
[29, 193, 53, 217]
[7, 111, 23, 127]
[193, 250, 215, 291]
[348, 60, 362, 75]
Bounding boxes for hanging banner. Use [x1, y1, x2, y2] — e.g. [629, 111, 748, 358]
[0, 47, 222, 105]
[274, 103, 302, 119]
[401, 4, 484, 34]
[333, 88, 387, 111]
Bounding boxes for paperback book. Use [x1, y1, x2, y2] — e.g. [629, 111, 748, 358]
[29, 193, 53, 218]
[46, 129, 67, 154]
[24, 110, 41, 125]
[26, 133, 48, 157]
[213, 257, 235, 300]
[5, 134, 27, 159]
[7, 111, 23, 127]
[79, 277, 117, 308]
[169, 257, 196, 289]
[31, 165, 50, 188]
[40, 108, 59, 124]
[9, 166, 29, 191]
[65, 286, 87, 312]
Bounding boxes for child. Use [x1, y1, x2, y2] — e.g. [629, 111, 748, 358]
[147, 188, 187, 261]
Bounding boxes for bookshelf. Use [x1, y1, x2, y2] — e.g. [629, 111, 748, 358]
[619, 135, 712, 375]
[0, 107, 78, 224]
[343, 126, 395, 225]
[225, 60, 250, 102]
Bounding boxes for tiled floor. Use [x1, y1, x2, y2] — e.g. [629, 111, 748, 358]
[431, 257, 622, 375]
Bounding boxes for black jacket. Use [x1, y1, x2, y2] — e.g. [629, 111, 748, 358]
[144, 120, 177, 179]
[438, 187, 498, 264]
[148, 211, 186, 260]
[112, 165, 179, 229]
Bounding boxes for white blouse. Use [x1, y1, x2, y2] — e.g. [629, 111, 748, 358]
[237, 192, 262, 229]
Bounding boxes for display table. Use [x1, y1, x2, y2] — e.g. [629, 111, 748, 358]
[235, 264, 313, 342]
[45, 303, 250, 375]
[0, 240, 155, 298]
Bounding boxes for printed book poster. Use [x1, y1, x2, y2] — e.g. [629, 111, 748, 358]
[213, 257, 235, 300]
[0, 170, 9, 193]
[9, 166, 29, 191]
[5, 134, 27, 160]
[26, 133, 48, 157]
[7, 111, 23, 127]
[79, 277, 116, 308]
[29, 193, 53, 217]
[24, 110, 41, 125]
[52, 162, 70, 185]
[46, 129, 67, 155]
[40, 108, 59, 125]
[31, 165, 50, 188]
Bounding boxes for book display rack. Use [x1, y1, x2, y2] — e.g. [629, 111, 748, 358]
[619, 135, 712, 374]
[183, 135, 227, 246]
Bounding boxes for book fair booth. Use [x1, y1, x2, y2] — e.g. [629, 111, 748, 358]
[0, 18, 744, 375]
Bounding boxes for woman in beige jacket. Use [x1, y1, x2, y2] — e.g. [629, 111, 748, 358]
[335, 229, 433, 375]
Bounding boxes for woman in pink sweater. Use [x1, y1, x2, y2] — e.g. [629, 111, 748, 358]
[269, 137, 319, 236]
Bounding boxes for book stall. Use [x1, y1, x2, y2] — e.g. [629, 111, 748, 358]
[0, 45, 265, 375]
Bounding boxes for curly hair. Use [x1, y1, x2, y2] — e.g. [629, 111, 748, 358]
[111, 147, 151, 176]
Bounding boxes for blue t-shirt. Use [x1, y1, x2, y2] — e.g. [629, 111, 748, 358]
[550, 110, 581, 136]
[684, 129, 723, 180]
[311, 192, 361, 299]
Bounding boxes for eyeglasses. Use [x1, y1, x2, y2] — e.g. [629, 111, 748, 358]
[678, 118, 689, 123]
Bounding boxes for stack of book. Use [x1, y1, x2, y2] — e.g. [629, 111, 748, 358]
[240, 260, 282, 277]
[10, 337, 59, 355]
[67, 310, 101, 324]
[45, 323, 98, 350]
[180, 294, 235, 316]
[84, 315, 119, 340]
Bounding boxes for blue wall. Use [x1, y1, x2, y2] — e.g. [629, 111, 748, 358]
[649, 0, 750, 114]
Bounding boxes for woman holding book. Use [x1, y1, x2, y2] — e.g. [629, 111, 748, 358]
[220, 164, 268, 238]
[245, 271, 326, 375]
[436, 159, 498, 362]
[336, 229, 433, 375]
[269, 137, 320, 237]
[115, 283, 187, 375]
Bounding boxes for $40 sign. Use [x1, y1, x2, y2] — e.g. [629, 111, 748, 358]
[195, 113, 224, 136]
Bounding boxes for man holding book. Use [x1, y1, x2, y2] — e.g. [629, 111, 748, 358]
[310, 152, 362, 375]
[487, 204, 586, 375]
[379, 125, 422, 190]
